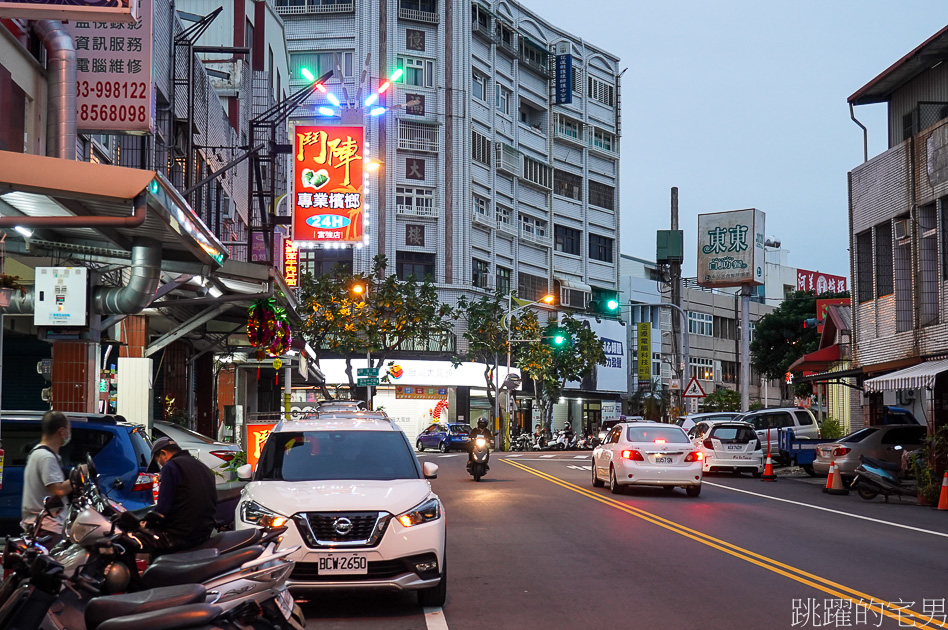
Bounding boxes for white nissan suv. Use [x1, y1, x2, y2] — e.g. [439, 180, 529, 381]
[235, 412, 446, 607]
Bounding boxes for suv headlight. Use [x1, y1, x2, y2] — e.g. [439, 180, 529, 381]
[240, 500, 288, 528]
[396, 497, 442, 528]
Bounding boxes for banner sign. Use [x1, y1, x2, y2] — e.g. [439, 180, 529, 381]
[816, 297, 850, 333]
[63, 0, 153, 132]
[283, 239, 299, 287]
[696, 208, 765, 287]
[637, 322, 651, 381]
[246, 422, 275, 470]
[0, 0, 137, 21]
[396, 385, 449, 399]
[555, 53, 572, 105]
[797, 268, 848, 294]
[292, 124, 365, 244]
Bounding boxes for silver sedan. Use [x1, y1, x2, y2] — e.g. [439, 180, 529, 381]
[812, 424, 927, 478]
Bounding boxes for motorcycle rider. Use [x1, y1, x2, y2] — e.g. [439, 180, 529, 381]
[467, 418, 492, 469]
[145, 437, 218, 555]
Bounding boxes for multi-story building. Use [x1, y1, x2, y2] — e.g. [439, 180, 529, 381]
[277, 0, 624, 435]
[847, 24, 948, 427]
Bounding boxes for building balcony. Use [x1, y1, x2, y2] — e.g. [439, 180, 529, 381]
[472, 21, 498, 44]
[397, 120, 440, 152]
[274, 0, 354, 15]
[519, 55, 551, 79]
[473, 211, 494, 227]
[396, 204, 439, 218]
[398, 6, 439, 24]
[519, 229, 551, 247]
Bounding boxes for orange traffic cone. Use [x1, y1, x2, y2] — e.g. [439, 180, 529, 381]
[827, 461, 849, 496]
[761, 454, 776, 481]
[937, 472, 948, 511]
[823, 462, 836, 494]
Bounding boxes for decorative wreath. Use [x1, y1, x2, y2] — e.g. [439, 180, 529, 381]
[247, 298, 292, 357]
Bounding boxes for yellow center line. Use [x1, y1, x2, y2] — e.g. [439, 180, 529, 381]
[502, 459, 944, 629]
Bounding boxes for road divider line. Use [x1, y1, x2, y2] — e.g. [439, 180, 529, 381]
[423, 607, 449, 630]
[502, 459, 945, 629]
[701, 481, 948, 539]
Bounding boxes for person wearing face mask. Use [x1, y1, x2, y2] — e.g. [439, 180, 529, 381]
[20, 410, 73, 542]
[145, 436, 217, 554]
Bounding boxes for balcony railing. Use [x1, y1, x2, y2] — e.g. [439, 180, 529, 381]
[519, 228, 551, 246]
[396, 204, 438, 217]
[519, 55, 551, 79]
[398, 6, 439, 23]
[472, 21, 498, 44]
[274, 0, 354, 15]
[398, 120, 440, 152]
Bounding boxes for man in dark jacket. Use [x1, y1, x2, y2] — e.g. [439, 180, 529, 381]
[147, 437, 217, 554]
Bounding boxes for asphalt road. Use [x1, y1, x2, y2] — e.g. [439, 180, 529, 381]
[299, 452, 948, 630]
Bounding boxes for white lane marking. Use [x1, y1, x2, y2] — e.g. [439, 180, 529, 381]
[540, 454, 556, 458]
[567, 465, 592, 471]
[507, 454, 523, 457]
[424, 606, 449, 630]
[438, 454, 460, 458]
[573, 455, 587, 459]
[703, 481, 948, 539]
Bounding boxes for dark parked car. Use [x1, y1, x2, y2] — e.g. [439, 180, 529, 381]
[415, 422, 471, 452]
[0, 411, 155, 535]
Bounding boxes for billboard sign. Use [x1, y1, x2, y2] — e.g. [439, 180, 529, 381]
[554, 47, 572, 105]
[0, 0, 137, 21]
[292, 124, 365, 244]
[796, 268, 848, 294]
[637, 322, 651, 381]
[63, 0, 153, 132]
[283, 239, 299, 287]
[696, 208, 765, 287]
[565, 316, 628, 393]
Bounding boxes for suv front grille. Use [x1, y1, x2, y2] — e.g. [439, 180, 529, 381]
[293, 511, 390, 548]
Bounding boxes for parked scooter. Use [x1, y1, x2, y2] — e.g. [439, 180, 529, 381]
[852, 449, 918, 502]
[510, 433, 532, 452]
[542, 430, 569, 451]
[467, 436, 491, 481]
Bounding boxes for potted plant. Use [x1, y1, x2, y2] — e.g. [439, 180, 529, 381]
[0, 273, 26, 307]
[910, 425, 948, 506]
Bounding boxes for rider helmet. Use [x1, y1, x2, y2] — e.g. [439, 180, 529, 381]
[477, 418, 488, 429]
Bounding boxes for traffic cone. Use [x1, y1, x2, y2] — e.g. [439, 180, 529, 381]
[823, 462, 836, 494]
[761, 454, 776, 481]
[937, 472, 948, 511]
[827, 461, 849, 496]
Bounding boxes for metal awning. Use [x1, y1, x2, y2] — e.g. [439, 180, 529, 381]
[797, 366, 864, 385]
[863, 358, 948, 392]
[554, 276, 592, 293]
[0, 150, 227, 267]
[789, 344, 841, 373]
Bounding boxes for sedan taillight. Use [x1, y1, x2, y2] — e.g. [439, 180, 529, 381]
[131, 472, 155, 493]
[621, 449, 645, 461]
[684, 451, 704, 462]
[209, 450, 237, 462]
[753, 439, 762, 451]
[832, 447, 851, 457]
[703, 439, 714, 450]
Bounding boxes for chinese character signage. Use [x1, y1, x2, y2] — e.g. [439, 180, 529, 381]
[396, 386, 449, 400]
[283, 239, 299, 287]
[0, 0, 137, 21]
[555, 53, 572, 105]
[696, 208, 765, 288]
[796, 268, 848, 294]
[637, 322, 651, 381]
[816, 297, 850, 333]
[245, 422, 275, 470]
[63, 0, 153, 132]
[292, 124, 365, 244]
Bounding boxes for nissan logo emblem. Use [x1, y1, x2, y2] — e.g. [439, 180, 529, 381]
[333, 517, 354, 535]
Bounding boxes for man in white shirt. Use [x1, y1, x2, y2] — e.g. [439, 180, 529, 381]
[20, 410, 73, 540]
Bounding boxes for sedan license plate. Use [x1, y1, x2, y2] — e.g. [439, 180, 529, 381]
[654, 456, 673, 464]
[317, 553, 368, 575]
[726, 445, 743, 451]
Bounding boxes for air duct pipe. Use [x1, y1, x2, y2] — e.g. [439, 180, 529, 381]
[34, 20, 77, 160]
[0, 239, 162, 315]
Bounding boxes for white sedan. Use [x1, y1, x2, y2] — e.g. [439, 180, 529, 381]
[592, 422, 703, 497]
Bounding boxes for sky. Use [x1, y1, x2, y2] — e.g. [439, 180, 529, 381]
[521, 0, 948, 279]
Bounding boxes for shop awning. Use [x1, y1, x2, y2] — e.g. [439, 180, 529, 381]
[797, 366, 864, 384]
[789, 345, 841, 373]
[863, 358, 948, 392]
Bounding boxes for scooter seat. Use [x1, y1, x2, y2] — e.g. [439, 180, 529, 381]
[189, 527, 262, 554]
[141, 545, 264, 589]
[860, 455, 900, 472]
[97, 603, 223, 630]
[150, 548, 220, 565]
[85, 584, 207, 630]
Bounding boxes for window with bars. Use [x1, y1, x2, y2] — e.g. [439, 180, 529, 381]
[856, 230, 874, 303]
[874, 222, 893, 297]
[396, 56, 435, 88]
[472, 129, 491, 165]
[473, 194, 489, 219]
[522, 155, 552, 189]
[518, 272, 548, 301]
[555, 115, 582, 141]
[894, 217, 913, 332]
[688, 311, 713, 337]
[496, 266, 511, 295]
[589, 180, 614, 210]
[520, 213, 547, 238]
[591, 128, 614, 152]
[554, 224, 581, 255]
[554, 169, 582, 201]
[290, 51, 353, 81]
[919, 203, 939, 326]
[720, 360, 738, 384]
[589, 233, 613, 262]
[690, 357, 714, 381]
[396, 251, 435, 281]
[396, 186, 435, 216]
[587, 76, 614, 106]
[572, 66, 583, 94]
[473, 258, 490, 289]
[496, 204, 512, 225]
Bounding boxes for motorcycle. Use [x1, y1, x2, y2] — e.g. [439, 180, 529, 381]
[542, 430, 570, 451]
[852, 452, 917, 502]
[510, 433, 532, 452]
[467, 436, 490, 481]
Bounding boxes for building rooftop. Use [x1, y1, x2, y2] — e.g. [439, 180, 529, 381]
[849, 24, 948, 105]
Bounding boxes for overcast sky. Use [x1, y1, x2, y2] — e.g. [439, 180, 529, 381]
[521, 0, 948, 279]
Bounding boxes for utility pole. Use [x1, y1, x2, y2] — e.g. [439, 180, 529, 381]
[670, 188, 683, 417]
[740, 284, 751, 412]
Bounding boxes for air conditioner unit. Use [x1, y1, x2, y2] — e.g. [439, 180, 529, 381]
[894, 218, 909, 241]
[897, 389, 916, 405]
[221, 195, 236, 223]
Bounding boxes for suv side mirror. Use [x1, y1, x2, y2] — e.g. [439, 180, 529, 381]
[236, 464, 253, 481]
[422, 462, 439, 479]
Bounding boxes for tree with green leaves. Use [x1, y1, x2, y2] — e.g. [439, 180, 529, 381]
[297, 254, 453, 400]
[750, 289, 849, 402]
[513, 311, 606, 432]
[629, 378, 670, 421]
[452, 291, 508, 415]
[701, 387, 741, 412]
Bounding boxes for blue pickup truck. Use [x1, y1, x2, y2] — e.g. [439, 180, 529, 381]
[0, 411, 156, 535]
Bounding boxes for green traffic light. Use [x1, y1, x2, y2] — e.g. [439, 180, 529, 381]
[553, 334, 566, 346]
[606, 299, 620, 311]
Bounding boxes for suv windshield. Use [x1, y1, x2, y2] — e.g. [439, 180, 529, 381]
[256, 431, 421, 481]
[626, 426, 690, 444]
